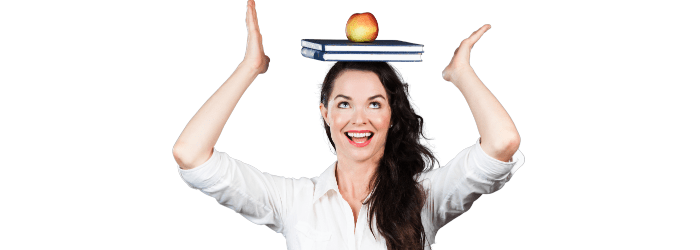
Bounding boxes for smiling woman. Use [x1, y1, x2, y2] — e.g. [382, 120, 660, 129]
[173, 0, 524, 249]
[320, 67, 392, 163]
[319, 62, 438, 250]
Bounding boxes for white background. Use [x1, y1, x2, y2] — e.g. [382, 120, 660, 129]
[1, 0, 698, 249]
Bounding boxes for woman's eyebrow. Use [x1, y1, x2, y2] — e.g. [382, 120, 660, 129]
[368, 94, 386, 101]
[333, 94, 386, 101]
[334, 94, 352, 101]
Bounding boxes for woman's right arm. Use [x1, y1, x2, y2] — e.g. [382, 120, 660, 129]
[173, 0, 270, 170]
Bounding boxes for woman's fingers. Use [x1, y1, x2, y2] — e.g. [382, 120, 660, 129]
[454, 24, 490, 58]
[246, 0, 261, 34]
[463, 24, 491, 48]
[252, 0, 260, 32]
[245, 0, 262, 46]
[246, 0, 254, 33]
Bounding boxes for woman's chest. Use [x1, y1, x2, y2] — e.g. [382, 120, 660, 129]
[285, 192, 386, 250]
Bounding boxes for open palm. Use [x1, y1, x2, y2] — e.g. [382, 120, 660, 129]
[242, 0, 270, 74]
[442, 24, 491, 82]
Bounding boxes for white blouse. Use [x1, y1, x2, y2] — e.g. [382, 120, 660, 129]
[178, 138, 525, 250]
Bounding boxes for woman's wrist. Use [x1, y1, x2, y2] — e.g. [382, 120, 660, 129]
[450, 66, 476, 86]
[237, 61, 262, 76]
[222, 62, 260, 90]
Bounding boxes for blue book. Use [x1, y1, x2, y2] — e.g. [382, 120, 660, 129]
[301, 39, 424, 53]
[301, 47, 422, 62]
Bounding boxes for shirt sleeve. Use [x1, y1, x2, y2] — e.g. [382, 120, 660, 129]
[419, 137, 525, 233]
[177, 148, 296, 233]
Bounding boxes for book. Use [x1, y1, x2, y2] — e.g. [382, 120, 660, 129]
[301, 39, 424, 52]
[301, 47, 422, 62]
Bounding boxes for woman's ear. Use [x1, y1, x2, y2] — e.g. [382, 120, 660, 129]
[319, 103, 328, 125]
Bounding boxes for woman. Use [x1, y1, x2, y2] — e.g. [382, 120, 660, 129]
[173, 0, 524, 249]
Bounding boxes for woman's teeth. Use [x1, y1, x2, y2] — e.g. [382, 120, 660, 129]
[348, 132, 372, 137]
[346, 132, 373, 143]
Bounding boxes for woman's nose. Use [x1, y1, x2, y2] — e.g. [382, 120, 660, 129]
[351, 108, 367, 124]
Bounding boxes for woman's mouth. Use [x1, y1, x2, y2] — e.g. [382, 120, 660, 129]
[345, 131, 374, 147]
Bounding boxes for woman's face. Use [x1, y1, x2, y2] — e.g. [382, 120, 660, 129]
[320, 70, 392, 165]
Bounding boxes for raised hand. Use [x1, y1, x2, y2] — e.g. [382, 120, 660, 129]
[242, 0, 270, 74]
[442, 24, 491, 82]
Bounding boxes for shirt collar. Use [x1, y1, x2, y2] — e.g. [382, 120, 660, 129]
[313, 161, 339, 204]
[312, 161, 375, 204]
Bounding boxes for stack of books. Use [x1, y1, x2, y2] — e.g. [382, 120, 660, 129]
[300, 39, 424, 62]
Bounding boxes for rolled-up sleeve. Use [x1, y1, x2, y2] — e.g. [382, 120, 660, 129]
[420, 137, 525, 234]
[178, 148, 293, 233]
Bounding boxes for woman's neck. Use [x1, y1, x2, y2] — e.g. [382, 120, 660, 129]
[335, 157, 379, 201]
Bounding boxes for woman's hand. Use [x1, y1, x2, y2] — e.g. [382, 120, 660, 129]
[442, 24, 491, 82]
[241, 0, 270, 74]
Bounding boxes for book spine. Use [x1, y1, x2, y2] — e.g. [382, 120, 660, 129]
[325, 45, 423, 52]
[322, 51, 423, 54]
[301, 40, 324, 51]
[301, 47, 326, 61]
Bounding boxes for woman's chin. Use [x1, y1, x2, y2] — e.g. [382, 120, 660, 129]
[341, 146, 384, 163]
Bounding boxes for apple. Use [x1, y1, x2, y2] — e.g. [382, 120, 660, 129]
[345, 12, 378, 42]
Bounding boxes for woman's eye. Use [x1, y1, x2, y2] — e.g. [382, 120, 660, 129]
[338, 102, 349, 108]
[370, 102, 380, 109]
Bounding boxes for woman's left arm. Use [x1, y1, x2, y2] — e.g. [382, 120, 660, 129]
[442, 24, 520, 162]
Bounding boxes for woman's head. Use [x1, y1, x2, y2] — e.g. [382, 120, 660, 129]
[319, 62, 415, 159]
[319, 66, 391, 164]
[319, 62, 437, 250]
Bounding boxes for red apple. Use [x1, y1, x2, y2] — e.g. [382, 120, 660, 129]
[345, 12, 378, 42]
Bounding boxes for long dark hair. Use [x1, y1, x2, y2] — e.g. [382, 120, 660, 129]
[320, 62, 438, 250]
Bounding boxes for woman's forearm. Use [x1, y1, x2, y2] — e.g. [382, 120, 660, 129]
[452, 67, 520, 162]
[173, 64, 259, 169]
